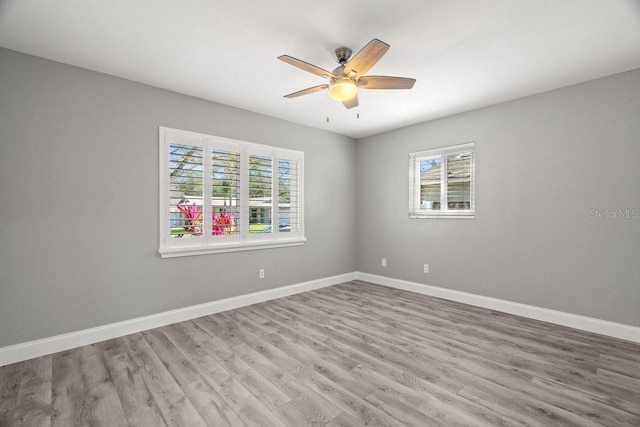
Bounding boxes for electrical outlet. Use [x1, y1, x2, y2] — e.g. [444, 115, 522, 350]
[381, 258, 387, 267]
[259, 269, 265, 279]
[423, 264, 429, 273]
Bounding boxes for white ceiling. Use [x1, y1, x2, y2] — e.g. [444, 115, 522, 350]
[1, 0, 639, 139]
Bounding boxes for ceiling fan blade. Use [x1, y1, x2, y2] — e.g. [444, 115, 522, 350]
[283, 84, 329, 98]
[357, 76, 416, 89]
[278, 55, 336, 79]
[342, 94, 359, 109]
[343, 39, 390, 77]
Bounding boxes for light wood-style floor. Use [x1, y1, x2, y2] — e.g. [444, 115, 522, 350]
[1, 281, 640, 426]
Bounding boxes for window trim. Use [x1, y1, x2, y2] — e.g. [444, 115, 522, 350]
[159, 127, 305, 258]
[409, 142, 475, 219]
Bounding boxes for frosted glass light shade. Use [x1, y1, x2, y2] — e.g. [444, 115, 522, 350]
[328, 78, 357, 101]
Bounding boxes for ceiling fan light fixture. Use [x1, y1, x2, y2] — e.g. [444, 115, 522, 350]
[328, 78, 357, 101]
[279, 38, 415, 109]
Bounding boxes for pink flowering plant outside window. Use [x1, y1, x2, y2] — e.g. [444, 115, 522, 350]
[175, 203, 235, 237]
[175, 203, 202, 237]
[212, 211, 235, 235]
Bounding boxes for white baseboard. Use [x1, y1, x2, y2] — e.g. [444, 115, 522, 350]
[356, 272, 640, 344]
[0, 272, 356, 366]
[3, 270, 638, 366]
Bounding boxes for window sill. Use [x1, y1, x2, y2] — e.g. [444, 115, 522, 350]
[409, 213, 475, 219]
[159, 237, 307, 258]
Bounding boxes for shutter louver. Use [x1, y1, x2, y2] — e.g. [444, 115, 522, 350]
[249, 154, 273, 232]
[169, 142, 204, 239]
[419, 157, 442, 211]
[279, 158, 300, 233]
[211, 148, 240, 236]
[446, 153, 472, 210]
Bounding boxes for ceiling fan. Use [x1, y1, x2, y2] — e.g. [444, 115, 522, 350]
[278, 38, 416, 109]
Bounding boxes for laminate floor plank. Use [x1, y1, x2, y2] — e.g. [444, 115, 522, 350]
[353, 364, 509, 427]
[340, 283, 508, 333]
[293, 291, 477, 359]
[330, 283, 603, 362]
[121, 333, 207, 427]
[350, 281, 637, 355]
[599, 354, 640, 380]
[324, 411, 366, 427]
[232, 340, 341, 426]
[2, 280, 640, 426]
[102, 338, 169, 427]
[596, 368, 640, 396]
[160, 322, 279, 426]
[228, 310, 406, 427]
[0, 359, 29, 424]
[50, 349, 87, 427]
[263, 296, 535, 396]
[329, 285, 633, 398]
[140, 329, 202, 388]
[195, 315, 345, 425]
[2, 357, 52, 427]
[265, 298, 547, 426]
[164, 321, 290, 413]
[274, 295, 538, 392]
[320, 284, 602, 366]
[75, 344, 133, 427]
[235, 306, 381, 399]
[302, 288, 487, 348]
[363, 390, 460, 427]
[252, 302, 460, 391]
[190, 351, 276, 427]
[246, 303, 468, 399]
[537, 369, 640, 417]
[317, 289, 600, 386]
[457, 381, 600, 427]
[331, 283, 640, 421]
[528, 376, 640, 425]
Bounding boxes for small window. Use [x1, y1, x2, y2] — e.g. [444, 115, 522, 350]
[409, 142, 475, 218]
[159, 127, 305, 257]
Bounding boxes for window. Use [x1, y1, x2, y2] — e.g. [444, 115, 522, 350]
[159, 127, 304, 257]
[409, 142, 475, 218]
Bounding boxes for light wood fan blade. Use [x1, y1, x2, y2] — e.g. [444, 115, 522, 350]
[278, 55, 336, 79]
[357, 76, 416, 89]
[342, 94, 359, 109]
[343, 39, 390, 77]
[284, 84, 328, 98]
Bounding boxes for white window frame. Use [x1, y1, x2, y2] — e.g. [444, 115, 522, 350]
[409, 142, 475, 219]
[159, 127, 305, 258]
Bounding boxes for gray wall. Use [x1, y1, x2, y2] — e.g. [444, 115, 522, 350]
[2, 47, 639, 350]
[356, 68, 640, 327]
[0, 48, 356, 348]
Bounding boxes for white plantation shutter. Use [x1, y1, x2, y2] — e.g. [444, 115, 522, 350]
[446, 152, 473, 210]
[166, 132, 204, 246]
[409, 142, 475, 218]
[159, 127, 305, 257]
[209, 141, 242, 244]
[278, 152, 302, 238]
[248, 149, 273, 238]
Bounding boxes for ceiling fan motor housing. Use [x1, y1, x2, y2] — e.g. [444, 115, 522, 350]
[334, 47, 352, 65]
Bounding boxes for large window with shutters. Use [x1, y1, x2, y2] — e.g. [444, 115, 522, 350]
[409, 142, 475, 218]
[159, 127, 304, 257]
